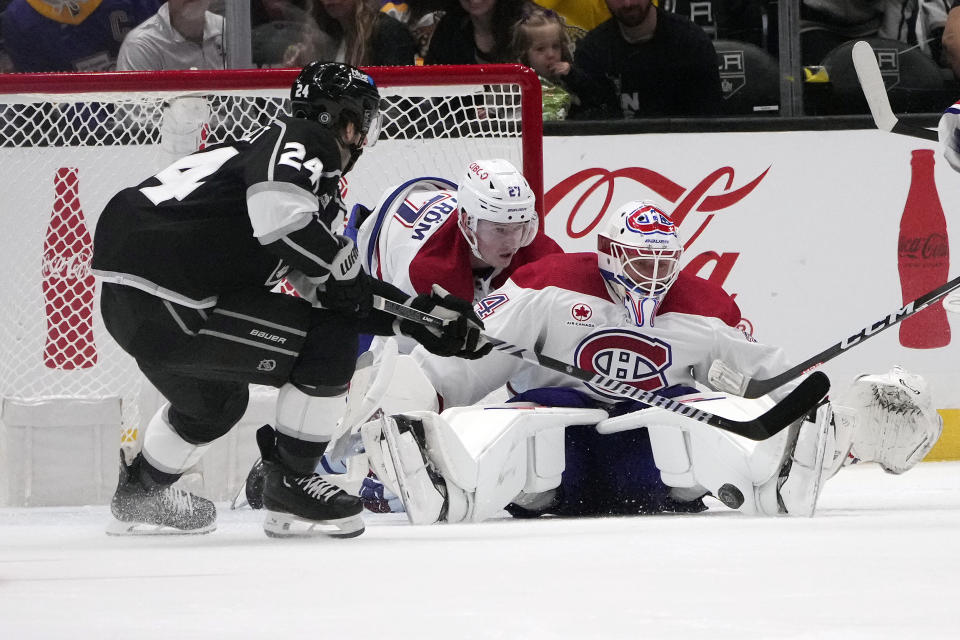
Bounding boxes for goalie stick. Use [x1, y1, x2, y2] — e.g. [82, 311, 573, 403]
[374, 295, 830, 441]
[709, 273, 960, 399]
[851, 40, 938, 142]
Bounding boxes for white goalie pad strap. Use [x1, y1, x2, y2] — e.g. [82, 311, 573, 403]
[646, 426, 694, 488]
[834, 366, 943, 474]
[275, 383, 346, 443]
[523, 428, 566, 495]
[141, 405, 213, 475]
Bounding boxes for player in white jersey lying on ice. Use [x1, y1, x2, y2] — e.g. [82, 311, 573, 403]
[352, 200, 943, 522]
[238, 157, 562, 511]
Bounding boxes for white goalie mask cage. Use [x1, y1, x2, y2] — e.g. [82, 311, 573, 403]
[598, 200, 683, 326]
[457, 158, 538, 257]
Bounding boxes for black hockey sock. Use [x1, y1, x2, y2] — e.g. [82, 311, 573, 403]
[132, 453, 181, 489]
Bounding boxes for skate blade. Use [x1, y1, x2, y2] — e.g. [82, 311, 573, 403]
[230, 483, 250, 510]
[263, 510, 365, 539]
[105, 518, 216, 536]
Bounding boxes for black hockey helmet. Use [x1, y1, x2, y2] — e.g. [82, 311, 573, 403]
[290, 61, 382, 150]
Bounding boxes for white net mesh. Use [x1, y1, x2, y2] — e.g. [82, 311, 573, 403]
[0, 67, 538, 445]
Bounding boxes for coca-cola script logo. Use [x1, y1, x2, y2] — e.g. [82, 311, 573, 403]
[544, 165, 769, 246]
[898, 233, 949, 261]
[42, 250, 93, 280]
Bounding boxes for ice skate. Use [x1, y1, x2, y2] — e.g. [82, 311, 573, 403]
[106, 451, 216, 536]
[256, 426, 364, 538]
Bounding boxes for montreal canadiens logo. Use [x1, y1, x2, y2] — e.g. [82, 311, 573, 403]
[625, 206, 674, 236]
[573, 329, 672, 399]
[571, 303, 592, 322]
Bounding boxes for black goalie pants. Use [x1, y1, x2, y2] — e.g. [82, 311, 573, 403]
[100, 283, 360, 445]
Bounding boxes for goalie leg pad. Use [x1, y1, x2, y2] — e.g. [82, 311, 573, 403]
[609, 394, 799, 515]
[756, 403, 834, 517]
[360, 414, 451, 525]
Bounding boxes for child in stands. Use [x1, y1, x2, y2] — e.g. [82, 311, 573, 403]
[510, 7, 597, 120]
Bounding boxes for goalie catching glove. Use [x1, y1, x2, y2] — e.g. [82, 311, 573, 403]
[317, 236, 371, 317]
[398, 284, 492, 360]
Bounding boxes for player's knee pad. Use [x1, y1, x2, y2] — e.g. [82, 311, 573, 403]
[141, 404, 215, 477]
[833, 366, 943, 474]
[275, 382, 347, 444]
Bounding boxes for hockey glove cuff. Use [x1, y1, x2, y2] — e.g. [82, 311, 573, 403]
[317, 236, 372, 317]
[398, 285, 492, 360]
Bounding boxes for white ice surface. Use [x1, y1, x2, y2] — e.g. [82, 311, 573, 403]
[1, 461, 958, 640]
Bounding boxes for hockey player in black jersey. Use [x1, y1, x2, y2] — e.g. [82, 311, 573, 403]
[92, 61, 491, 538]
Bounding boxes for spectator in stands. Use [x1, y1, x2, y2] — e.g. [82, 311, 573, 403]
[1, 0, 160, 72]
[941, 0, 960, 78]
[425, 0, 530, 64]
[802, 1, 950, 66]
[381, 1, 446, 63]
[510, 6, 598, 119]
[116, 0, 224, 70]
[532, 0, 609, 42]
[572, 0, 722, 118]
[283, 0, 417, 66]
[251, 0, 312, 68]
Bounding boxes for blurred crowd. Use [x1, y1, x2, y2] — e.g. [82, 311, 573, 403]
[1, 1, 959, 118]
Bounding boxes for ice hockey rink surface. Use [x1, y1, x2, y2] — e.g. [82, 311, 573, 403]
[1, 461, 957, 639]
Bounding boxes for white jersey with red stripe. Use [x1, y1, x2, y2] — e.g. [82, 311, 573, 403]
[938, 99, 960, 172]
[357, 177, 463, 298]
[414, 252, 795, 408]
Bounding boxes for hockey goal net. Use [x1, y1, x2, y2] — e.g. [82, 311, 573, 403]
[0, 65, 542, 494]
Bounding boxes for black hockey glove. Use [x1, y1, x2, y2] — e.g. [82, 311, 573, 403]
[317, 236, 372, 317]
[400, 285, 493, 360]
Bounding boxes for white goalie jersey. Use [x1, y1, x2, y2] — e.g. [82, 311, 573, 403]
[413, 252, 795, 408]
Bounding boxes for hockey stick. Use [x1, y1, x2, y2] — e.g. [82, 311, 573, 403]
[851, 40, 938, 142]
[709, 273, 960, 399]
[374, 296, 830, 441]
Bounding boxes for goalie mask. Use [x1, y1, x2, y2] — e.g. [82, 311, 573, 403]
[598, 201, 682, 327]
[290, 61, 382, 173]
[457, 159, 538, 267]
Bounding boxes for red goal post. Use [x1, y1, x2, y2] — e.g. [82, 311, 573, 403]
[0, 65, 543, 471]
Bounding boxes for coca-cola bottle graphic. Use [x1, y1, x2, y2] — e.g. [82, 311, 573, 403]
[42, 167, 98, 368]
[898, 149, 950, 349]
